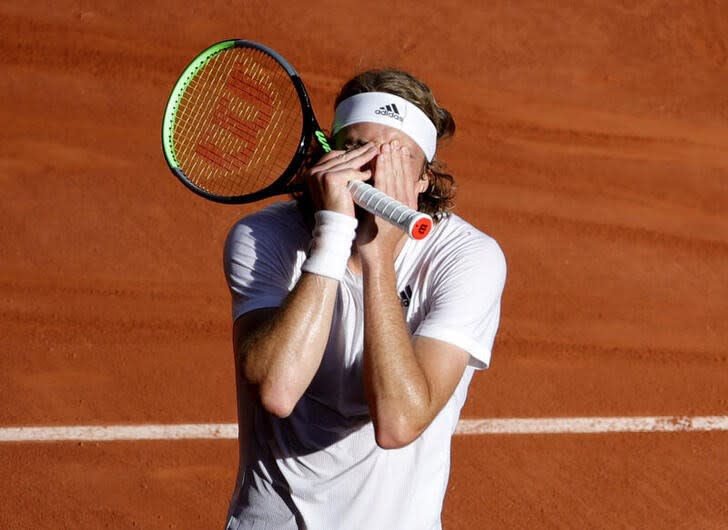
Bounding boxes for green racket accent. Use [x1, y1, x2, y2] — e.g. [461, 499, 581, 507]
[162, 40, 237, 169]
[315, 130, 331, 153]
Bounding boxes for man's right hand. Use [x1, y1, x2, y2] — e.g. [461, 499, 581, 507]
[305, 142, 377, 217]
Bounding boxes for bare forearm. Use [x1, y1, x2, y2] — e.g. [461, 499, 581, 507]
[240, 272, 338, 416]
[362, 262, 431, 447]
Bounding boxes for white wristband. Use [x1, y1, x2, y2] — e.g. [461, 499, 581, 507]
[301, 210, 358, 281]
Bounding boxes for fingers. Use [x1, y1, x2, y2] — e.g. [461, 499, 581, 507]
[372, 141, 419, 210]
[356, 141, 416, 251]
[306, 142, 378, 216]
[312, 142, 378, 175]
[304, 139, 420, 218]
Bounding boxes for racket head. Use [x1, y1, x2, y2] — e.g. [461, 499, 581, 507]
[162, 40, 324, 204]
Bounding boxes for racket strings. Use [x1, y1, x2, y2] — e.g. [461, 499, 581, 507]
[172, 46, 303, 197]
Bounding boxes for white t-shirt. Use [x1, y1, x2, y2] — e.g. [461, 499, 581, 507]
[224, 201, 506, 530]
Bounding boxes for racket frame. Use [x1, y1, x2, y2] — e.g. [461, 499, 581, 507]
[162, 39, 323, 204]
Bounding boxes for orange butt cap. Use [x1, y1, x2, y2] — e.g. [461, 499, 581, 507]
[411, 218, 433, 240]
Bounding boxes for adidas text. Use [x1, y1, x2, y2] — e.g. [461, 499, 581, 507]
[375, 104, 404, 122]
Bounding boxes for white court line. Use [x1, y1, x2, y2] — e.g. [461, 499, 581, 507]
[1, 416, 727, 442]
[454, 416, 728, 435]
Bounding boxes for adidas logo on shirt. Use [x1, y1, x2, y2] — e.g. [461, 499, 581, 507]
[375, 103, 404, 122]
[399, 285, 413, 307]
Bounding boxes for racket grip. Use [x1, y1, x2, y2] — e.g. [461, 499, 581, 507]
[347, 180, 433, 240]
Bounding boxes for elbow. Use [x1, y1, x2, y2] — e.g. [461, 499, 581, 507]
[258, 382, 298, 418]
[242, 360, 298, 418]
[373, 417, 423, 450]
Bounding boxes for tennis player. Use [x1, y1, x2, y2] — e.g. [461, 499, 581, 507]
[224, 69, 507, 529]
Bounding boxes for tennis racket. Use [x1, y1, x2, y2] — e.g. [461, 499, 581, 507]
[161, 39, 433, 240]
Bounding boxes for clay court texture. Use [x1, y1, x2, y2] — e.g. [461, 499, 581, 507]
[1, 2, 727, 528]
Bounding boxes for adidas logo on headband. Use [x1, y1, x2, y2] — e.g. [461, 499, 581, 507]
[375, 104, 404, 122]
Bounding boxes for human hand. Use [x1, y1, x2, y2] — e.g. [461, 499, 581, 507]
[357, 141, 425, 262]
[305, 143, 378, 217]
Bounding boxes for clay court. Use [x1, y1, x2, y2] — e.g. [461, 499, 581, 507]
[2, 1, 727, 528]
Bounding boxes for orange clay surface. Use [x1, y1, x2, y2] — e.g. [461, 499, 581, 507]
[1, 2, 727, 528]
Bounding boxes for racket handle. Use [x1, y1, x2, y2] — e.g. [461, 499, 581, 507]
[347, 180, 433, 240]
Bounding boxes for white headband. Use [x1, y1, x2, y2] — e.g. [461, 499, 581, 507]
[332, 92, 438, 162]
